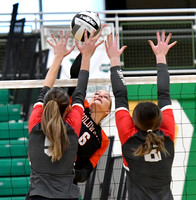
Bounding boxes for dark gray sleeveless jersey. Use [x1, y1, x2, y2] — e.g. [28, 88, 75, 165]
[28, 123, 80, 198]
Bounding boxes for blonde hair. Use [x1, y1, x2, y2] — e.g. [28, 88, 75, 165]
[100, 91, 112, 122]
[41, 88, 70, 162]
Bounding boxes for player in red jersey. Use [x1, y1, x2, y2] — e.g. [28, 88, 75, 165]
[68, 53, 111, 183]
[26, 30, 104, 200]
[106, 30, 176, 200]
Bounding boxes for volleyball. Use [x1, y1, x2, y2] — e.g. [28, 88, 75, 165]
[70, 11, 101, 42]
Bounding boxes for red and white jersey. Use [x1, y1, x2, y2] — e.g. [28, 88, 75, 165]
[110, 64, 175, 199]
[27, 70, 89, 198]
[115, 105, 175, 169]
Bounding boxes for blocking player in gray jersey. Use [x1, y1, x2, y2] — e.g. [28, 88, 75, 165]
[26, 30, 104, 200]
[106, 30, 176, 200]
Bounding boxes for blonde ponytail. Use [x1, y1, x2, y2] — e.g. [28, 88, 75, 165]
[41, 100, 70, 162]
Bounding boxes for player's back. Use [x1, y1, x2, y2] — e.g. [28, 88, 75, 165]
[122, 130, 174, 200]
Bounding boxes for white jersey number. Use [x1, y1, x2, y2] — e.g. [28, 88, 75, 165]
[78, 132, 91, 146]
[144, 149, 162, 162]
[44, 136, 52, 157]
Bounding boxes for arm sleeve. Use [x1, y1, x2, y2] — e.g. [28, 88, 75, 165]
[160, 109, 175, 141]
[28, 105, 43, 133]
[71, 70, 89, 107]
[89, 130, 109, 168]
[74, 160, 93, 183]
[157, 63, 171, 109]
[157, 63, 175, 142]
[65, 70, 89, 136]
[36, 86, 51, 103]
[110, 66, 129, 109]
[115, 109, 137, 145]
[65, 105, 84, 137]
[28, 86, 50, 133]
[68, 53, 82, 96]
[111, 66, 136, 145]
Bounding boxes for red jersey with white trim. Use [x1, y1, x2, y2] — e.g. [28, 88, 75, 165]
[27, 70, 89, 198]
[28, 102, 83, 136]
[115, 106, 175, 167]
[28, 103, 83, 198]
[116, 106, 175, 200]
[111, 63, 175, 200]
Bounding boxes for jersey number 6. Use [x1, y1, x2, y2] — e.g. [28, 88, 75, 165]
[78, 132, 91, 146]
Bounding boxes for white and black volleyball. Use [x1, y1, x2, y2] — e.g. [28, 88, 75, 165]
[70, 11, 101, 42]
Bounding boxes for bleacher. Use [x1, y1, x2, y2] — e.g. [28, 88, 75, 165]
[0, 89, 30, 199]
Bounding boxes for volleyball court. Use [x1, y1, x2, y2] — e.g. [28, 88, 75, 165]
[0, 5, 196, 199]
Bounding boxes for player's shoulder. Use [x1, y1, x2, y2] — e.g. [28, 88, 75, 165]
[84, 99, 89, 108]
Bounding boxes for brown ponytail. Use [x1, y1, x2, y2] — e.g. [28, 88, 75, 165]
[133, 129, 169, 156]
[132, 102, 169, 157]
[41, 88, 70, 162]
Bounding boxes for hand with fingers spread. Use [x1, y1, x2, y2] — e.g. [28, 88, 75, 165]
[44, 31, 75, 88]
[148, 30, 177, 64]
[75, 29, 104, 58]
[27, 31, 92, 199]
[47, 30, 75, 59]
[105, 33, 127, 67]
[75, 29, 104, 71]
[108, 30, 176, 200]
[62, 24, 111, 185]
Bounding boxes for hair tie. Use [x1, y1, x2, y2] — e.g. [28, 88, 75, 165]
[147, 129, 152, 133]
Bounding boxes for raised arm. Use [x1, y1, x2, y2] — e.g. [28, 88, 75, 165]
[68, 24, 107, 96]
[44, 31, 74, 87]
[35, 31, 75, 104]
[148, 30, 177, 109]
[149, 30, 176, 141]
[44, 31, 75, 88]
[67, 53, 82, 96]
[106, 33, 136, 145]
[105, 33, 127, 109]
[28, 31, 75, 132]
[71, 29, 104, 106]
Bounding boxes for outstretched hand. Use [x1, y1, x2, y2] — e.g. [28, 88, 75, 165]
[75, 29, 104, 58]
[75, 27, 105, 71]
[47, 31, 75, 58]
[44, 31, 75, 88]
[105, 33, 127, 67]
[148, 30, 177, 58]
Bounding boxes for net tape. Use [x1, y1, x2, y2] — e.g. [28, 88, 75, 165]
[0, 75, 196, 89]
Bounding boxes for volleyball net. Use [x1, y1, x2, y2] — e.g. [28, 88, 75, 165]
[0, 76, 196, 200]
